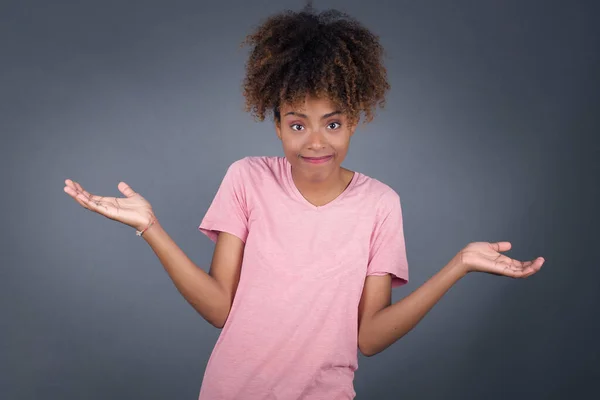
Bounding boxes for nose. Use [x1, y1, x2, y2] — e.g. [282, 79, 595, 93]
[307, 129, 326, 150]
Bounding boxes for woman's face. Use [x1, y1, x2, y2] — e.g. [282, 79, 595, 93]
[275, 95, 355, 183]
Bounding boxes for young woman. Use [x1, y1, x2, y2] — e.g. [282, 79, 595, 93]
[64, 6, 544, 400]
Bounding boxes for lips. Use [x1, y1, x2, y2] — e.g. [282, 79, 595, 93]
[300, 155, 334, 164]
[302, 155, 332, 160]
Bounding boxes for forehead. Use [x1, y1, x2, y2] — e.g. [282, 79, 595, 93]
[280, 95, 340, 114]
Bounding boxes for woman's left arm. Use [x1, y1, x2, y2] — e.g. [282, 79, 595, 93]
[357, 241, 545, 357]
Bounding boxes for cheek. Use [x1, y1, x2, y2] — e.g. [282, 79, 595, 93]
[280, 137, 301, 156]
[331, 133, 351, 152]
[282, 131, 305, 145]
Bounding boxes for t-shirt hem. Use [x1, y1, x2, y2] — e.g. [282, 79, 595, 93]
[198, 221, 248, 244]
[368, 270, 409, 288]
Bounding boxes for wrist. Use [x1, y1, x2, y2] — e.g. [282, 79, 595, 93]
[447, 255, 469, 278]
[140, 218, 162, 241]
[136, 213, 157, 237]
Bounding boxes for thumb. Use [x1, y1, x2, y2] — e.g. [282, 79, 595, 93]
[490, 241, 512, 252]
[118, 181, 137, 198]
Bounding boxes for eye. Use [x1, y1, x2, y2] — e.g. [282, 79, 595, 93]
[290, 124, 304, 131]
[327, 122, 341, 130]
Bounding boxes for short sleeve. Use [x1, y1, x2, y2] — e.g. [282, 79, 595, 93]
[198, 160, 249, 243]
[367, 189, 409, 288]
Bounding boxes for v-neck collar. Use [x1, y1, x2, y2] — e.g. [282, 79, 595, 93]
[283, 156, 359, 211]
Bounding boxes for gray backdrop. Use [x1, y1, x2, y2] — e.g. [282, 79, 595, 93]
[3, 0, 598, 399]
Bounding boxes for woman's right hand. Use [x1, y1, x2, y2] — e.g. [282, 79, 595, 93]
[64, 179, 155, 232]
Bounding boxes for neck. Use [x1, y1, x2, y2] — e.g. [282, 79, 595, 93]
[291, 166, 353, 205]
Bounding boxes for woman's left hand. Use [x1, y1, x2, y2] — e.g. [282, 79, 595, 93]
[454, 241, 544, 278]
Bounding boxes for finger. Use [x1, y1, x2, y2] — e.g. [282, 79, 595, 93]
[72, 180, 83, 193]
[506, 257, 544, 278]
[521, 268, 538, 278]
[82, 196, 111, 216]
[84, 199, 102, 212]
[72, 187, 101, 206]
[504, 258, 539, 273]
[501, 266, 532, 279]
[531, 257, 545, 270]
[65, 182, 111, 215]
[500, 253, 545, 270]
[65, 181, 84, 199]
[73, 181, 93, 199]
[496, 254, 525, 269]
[65, 182, 84, 201]
[118, 182, 137, 198]
[515, 257, 544, 271]
[65, 186, 91, 209]
[487, 258, 527, 277]
[75, 191, 96, 208]
[489, 241, 512, 253]
[64, 179, 76, 190]
[75, 196, 91, 210]
[64, 185, 77, 197]
[515, 264, 540, 278]
[73, 191, 94, 211]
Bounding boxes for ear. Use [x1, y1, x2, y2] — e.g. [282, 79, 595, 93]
[275, 120, 282, 140]
[349, 123, 357, 137]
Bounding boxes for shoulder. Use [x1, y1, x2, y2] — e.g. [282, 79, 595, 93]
[224, 156, 286, 190]
[353, 171, 401, 213]
[227, 156, 283, 175]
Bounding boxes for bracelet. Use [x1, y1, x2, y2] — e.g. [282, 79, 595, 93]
[136, 216, 156, 237]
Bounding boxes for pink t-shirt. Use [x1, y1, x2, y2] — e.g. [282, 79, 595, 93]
[198, 156, 409, 399]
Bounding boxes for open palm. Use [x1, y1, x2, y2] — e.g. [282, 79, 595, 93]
[457, 241, 544, 278]
[64, 179, 154, 232]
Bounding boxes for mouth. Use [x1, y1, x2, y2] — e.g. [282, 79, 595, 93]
[300, 155, 334, 164]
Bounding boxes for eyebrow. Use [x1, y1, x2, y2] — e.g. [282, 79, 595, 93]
[284, 111, 342, 119]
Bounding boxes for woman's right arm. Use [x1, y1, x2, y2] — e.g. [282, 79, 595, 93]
[63, 179, 243, 329]
[142, 221, 244, 329]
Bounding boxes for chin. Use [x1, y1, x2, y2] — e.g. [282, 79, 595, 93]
[300, 162, 338, 181]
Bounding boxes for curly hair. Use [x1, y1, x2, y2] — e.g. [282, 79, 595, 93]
[241, 5, 390, 125]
